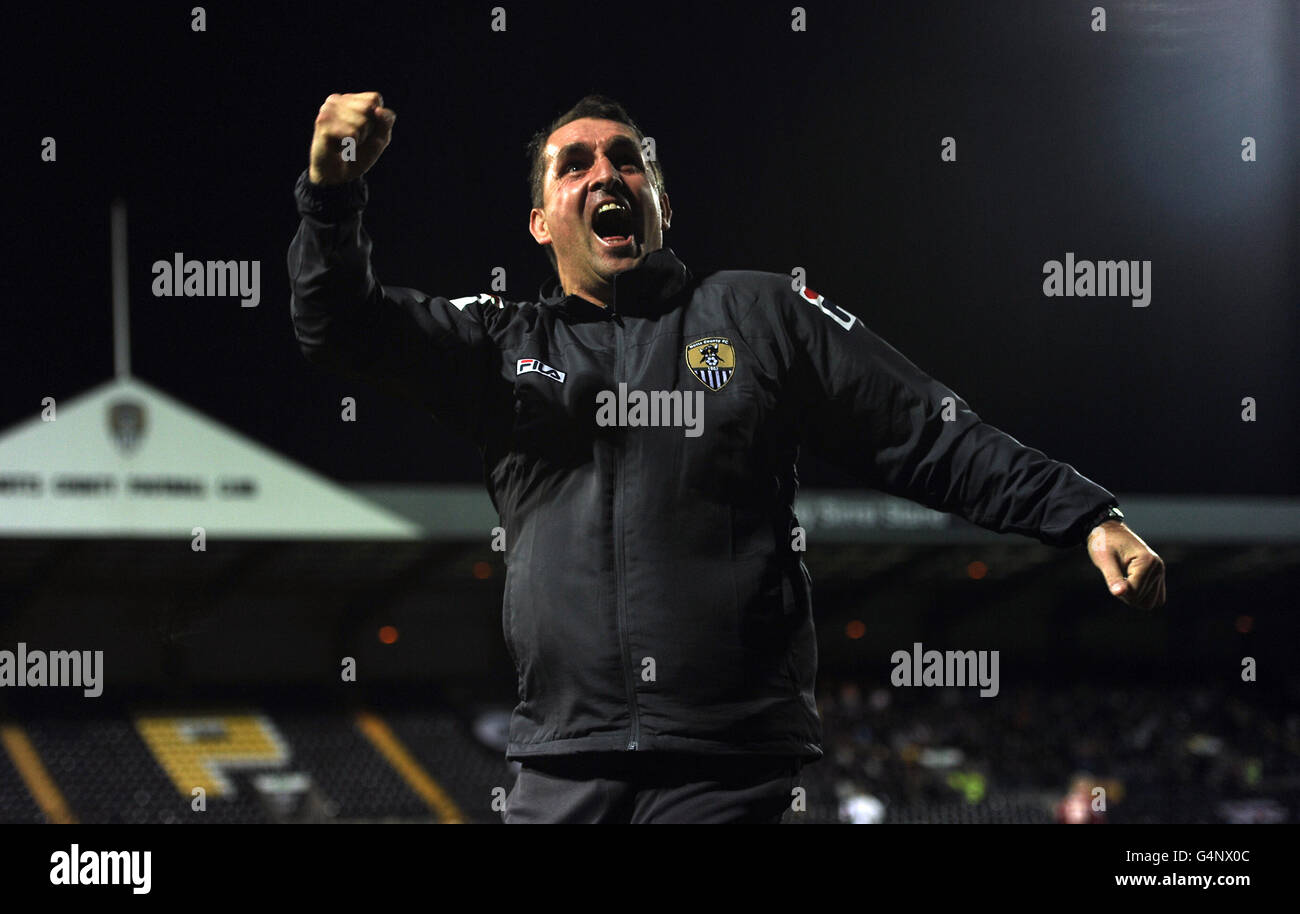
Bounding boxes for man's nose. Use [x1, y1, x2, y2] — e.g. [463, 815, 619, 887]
[589, 155, 625, 193]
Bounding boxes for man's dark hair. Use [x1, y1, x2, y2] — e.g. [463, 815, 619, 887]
[526, 94, 667, 274]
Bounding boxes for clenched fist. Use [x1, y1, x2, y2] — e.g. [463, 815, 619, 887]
[1087, 521, 1167, 610]
[309, 91, 396, 186]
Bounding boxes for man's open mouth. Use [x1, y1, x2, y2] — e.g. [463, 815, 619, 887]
[591, 199, 638, 248]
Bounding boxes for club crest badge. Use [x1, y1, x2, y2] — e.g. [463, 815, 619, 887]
[685, 337, 736, 391]
[107, 399, 147, 455]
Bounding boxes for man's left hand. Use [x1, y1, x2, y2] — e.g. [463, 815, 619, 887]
[1087, 521, 1167, 609]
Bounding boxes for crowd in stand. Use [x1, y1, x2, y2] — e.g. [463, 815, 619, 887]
[806, 678, 1299, 824]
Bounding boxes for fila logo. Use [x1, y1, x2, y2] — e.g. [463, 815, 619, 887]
[449, 292, 504, 311]
[799, 286, 858, 332]
[517, 358, 566, 383]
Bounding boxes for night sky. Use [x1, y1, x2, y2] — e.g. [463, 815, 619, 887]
[5, 0, 1296, 494]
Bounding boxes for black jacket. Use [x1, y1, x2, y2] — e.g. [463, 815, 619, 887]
[287, 170, 1118, 761]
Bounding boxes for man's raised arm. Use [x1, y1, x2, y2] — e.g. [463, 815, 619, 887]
[287, 91, 499, 442]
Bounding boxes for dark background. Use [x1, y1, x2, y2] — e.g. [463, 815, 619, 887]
[0, 0, 1297, 828]
[4, 0, 1296, 494]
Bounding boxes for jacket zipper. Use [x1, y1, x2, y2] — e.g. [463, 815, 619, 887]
[611, 306, 640, 750]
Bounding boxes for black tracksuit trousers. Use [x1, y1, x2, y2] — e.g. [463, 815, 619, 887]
[502, 752, 804, 824]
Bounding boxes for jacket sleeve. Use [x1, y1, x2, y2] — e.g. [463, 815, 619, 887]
[287, 169, 497, 444]
[777, 281, 1117, 547]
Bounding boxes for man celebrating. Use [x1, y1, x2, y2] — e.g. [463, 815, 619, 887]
[288, 92, 1166, 823]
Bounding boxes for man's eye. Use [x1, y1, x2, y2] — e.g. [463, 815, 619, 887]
[563, 162, 584, 173]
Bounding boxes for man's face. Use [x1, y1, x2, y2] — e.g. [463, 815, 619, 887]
[529, 117, 671, 300]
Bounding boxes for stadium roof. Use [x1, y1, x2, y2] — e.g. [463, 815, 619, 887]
[0, 377, 419, 539]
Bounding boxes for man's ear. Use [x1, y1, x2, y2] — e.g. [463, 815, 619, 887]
[659, 191, 672, 232]
[529, 207, 551, 245]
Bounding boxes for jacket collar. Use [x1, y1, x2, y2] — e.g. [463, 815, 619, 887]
[538, 247, 692, 317]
